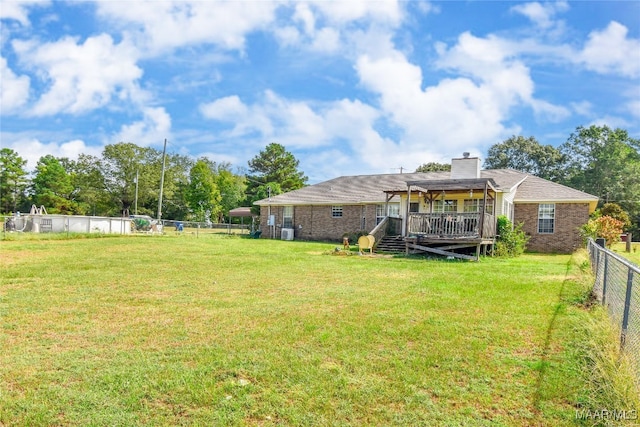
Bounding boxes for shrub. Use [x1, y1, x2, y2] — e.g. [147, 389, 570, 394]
[579, 215, 624, 247]
[599, 203, 631, 230]
[341, 230, 368, 245]
[495, 215, 529, 257]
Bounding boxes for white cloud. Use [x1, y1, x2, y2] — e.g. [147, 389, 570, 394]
[201, 91, 330, 147]
[530, 99, 571, 122]
[96, 1, 280, 55]
[5, 137, 101, 172]
[199, 90, 453, 175]
[310, 1, 403, 26]
[200, 95, 249, 122]
[310, 27, 341, 53]
[589, 115, 631, 130]
[13, 34, 142, 116]
[293, 3, 316, 35]
[274, 1, 404, 55]
[510, 1, 569, 29]
[0, 0, 50, 26]
[356, 36, 529, 155]
[570, 101, 593, 117]
[200, 95, 273, 137]
[112, 107, 172, 147]
[579, 21, 640, 78]
[627, 100, 640, 119]
[0, 56, 30, 113]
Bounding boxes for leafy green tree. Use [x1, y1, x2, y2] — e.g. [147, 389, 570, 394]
[0, 148, 28, 213]
[215, 162, 247, 222]
[31, 155, 78, 214]
[61, 154, 111, 216]
[599, 203, 631, 231]
[560, 125, 640, 238]
[101, 142, 162, 216]
[158, 153, 192, 221]
[484, 135, 566, 181]
[186, 159, 221, 222]
[561, 125, 639, 198]
[415, 162, 451, 172]
[247, 143, 307, 193]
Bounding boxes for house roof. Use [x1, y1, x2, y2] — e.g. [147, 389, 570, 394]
[512, 175, 599, 203]
[254, 169, 599, 207]
[391, 178, 499, 194]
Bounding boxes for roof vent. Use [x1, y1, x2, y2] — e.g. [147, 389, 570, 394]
[463, 152, 470, 158]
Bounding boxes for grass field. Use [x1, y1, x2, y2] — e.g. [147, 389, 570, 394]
[610, 241, 640, 266]
[0, 234, 635, 426]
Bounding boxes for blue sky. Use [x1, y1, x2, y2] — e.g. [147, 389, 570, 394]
[1, 1, 639, 183]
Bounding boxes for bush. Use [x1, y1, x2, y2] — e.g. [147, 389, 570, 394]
[341, 230, 368, 246]
[495, 215, 529, 257]
[579, 215, 625, 247]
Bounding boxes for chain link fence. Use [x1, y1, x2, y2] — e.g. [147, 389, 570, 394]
[588, 238, 640, 380]
[160, 219, 251, 237]
[1, 214, 251, 238]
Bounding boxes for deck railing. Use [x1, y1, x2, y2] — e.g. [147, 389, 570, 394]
[368, 216, 403, 246]
[408, 212, 495, 239]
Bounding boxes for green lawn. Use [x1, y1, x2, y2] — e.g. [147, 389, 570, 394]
[0, 234, 632, 426]
[610, 241, 640, 266]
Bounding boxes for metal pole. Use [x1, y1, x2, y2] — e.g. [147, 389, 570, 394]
[134, 168, 139, 215]
[620, 268, 635, 351]
[157, 138, 167, 221]
[602, 252, 608, 306]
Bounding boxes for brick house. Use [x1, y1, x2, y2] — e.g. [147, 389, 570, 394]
[254, 155, 598, 255]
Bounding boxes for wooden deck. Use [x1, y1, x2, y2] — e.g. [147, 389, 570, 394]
[407, 212, 495, 238]
[405, 212, 496, 260]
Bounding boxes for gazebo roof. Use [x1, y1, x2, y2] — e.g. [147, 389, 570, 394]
[228, 207, 254, 217]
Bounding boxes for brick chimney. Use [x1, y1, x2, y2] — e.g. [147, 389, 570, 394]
[450, 152, 481, 179]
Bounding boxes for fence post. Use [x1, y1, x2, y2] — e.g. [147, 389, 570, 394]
[602, 252, 609, 306]
[620, 267, 635, 351]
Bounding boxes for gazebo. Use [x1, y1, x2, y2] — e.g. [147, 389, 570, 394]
[228, 207, 256, 232]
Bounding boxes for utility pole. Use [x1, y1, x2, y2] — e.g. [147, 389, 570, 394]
[134, 168, 139, 215]
[157, 138, 167, 221]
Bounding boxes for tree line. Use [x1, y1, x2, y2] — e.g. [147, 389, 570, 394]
[0, 142, 307, 223]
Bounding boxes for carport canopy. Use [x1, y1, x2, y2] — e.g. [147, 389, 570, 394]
[228, 207, 254, 218]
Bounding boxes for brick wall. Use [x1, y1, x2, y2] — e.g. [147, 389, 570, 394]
[259, 204, 379, 242]
[514, 203, 590, 253]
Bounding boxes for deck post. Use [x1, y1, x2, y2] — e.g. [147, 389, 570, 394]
[480, 181, 487, 238]
[405, 185, 411, 237]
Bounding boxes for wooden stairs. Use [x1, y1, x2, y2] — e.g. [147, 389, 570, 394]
[375, 235, 405, 253]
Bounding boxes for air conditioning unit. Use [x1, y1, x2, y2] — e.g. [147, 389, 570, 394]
[281, 228, 294, 241]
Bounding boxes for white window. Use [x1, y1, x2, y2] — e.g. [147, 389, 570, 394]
[332, 206, 343, 218]
[282, 206, 293, 228]
[464, 199, 480, 213]
[434, 199, 457, 213]
[388, 203, 400, 217]
[503, 200, 513, 220]
[376, 203, 400, 224]
[464, 199, 493, 214]
[538, 203, 555, 234]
